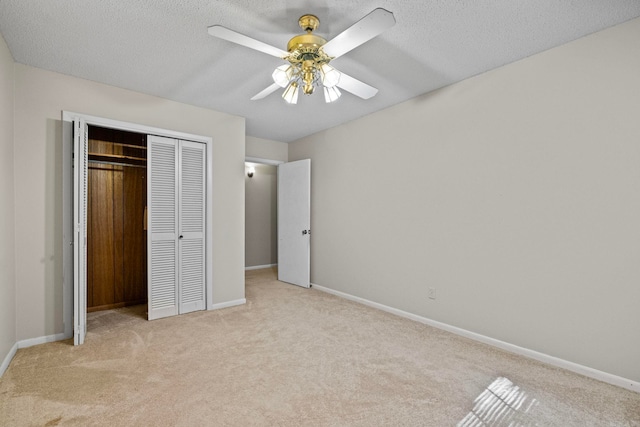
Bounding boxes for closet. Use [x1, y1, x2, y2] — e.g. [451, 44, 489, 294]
[69, 112, 212, 344]
[87, 126, 147, 312]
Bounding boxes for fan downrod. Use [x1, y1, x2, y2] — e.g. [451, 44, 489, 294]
[298, 14, 320, 32]
[287, 14, 327, 53]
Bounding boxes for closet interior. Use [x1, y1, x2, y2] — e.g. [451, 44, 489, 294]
[87, 125, 147, 312]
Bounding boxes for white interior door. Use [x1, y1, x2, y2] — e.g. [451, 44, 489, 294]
[147, 136, 179, 320]
[178, 140, 206, 314]
[278, 159, 311, 288]
[72, 119, 88, 345]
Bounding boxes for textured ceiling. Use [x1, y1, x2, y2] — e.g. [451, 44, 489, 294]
[2, 1, 640, 142]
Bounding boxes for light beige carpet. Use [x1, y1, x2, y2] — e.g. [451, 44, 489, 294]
[1, 267, 639, 426]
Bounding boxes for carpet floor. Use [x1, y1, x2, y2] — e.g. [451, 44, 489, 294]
[1, 267, 639, 426]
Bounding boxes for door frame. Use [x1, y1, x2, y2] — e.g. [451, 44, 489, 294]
[244, 156, 311, 287]
[245, 156, 284, 166]
[62, 111, 214, 342]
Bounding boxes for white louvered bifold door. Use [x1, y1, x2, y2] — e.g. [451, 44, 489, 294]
[73, 118, 88, 345]
[148, 136, 206, 320]
[147, 136, 179, 320]
[178, 140, 206, 314]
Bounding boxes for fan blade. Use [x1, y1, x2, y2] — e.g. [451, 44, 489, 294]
[336, 72, 378, 99]
[322, 8, 395, 59]
[251, 83, 281, 100]
[208, 25, 288, 58]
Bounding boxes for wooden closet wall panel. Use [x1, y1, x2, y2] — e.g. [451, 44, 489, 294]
[89, 165, 116, 307]
[124, 166, 147, 303]
[87, 170, 94, 307]
[113, 167, 125, 304]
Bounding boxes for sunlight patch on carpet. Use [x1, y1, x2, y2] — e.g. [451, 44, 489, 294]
[458, 377, 539, 426]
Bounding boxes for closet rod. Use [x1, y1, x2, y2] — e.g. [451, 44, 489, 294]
[91, 140, 147, 150]
[89, 152, 146, 162]
[88, 159, 147, 169]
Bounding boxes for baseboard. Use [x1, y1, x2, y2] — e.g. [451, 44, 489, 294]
[0, 342, 19, 377]
[1, 331, 72, 378]
[311, 283, 639, 393]
[245, 264, 277, 271]
[18, 332, 71, 349]
[208, 298, 246, 311]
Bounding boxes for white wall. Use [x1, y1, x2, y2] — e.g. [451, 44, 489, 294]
[0, 34, 16, 372]
[289, 18, 640, 382]
[13, 64, 246, 341]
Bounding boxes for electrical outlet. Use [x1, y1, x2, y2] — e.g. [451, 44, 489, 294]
[428, 287, 436, 300]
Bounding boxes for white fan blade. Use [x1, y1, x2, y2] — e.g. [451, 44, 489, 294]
[336, 72, 378, 99]
[251, 83, 281, 100]
[208, 25, 288, 58]
[322, 8, 395, 59]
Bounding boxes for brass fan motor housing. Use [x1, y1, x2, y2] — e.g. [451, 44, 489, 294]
[287, 33, 327, 52]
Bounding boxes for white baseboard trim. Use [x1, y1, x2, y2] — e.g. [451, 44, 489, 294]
[208, 298, 246, 311]
[1, 331, 72, 378]
[0, 342, 19, 377]
[245, 264, 277, 271]
[18, 332, 71, 349]
[311, 283, 639, 393]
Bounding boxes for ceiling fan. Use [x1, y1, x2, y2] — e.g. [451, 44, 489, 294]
[208, 8, 395, 104]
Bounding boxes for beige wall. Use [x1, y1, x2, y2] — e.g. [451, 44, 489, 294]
[289, 18, 640, 382]
[0, 34, 16, 369]
[246, 135, 288, 162]
[13, 64, 246, 341]
[245, 164, 278, 267]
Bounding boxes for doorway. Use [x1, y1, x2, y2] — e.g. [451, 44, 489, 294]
[244, 157, 283, 271]
[244, 157, 311, 288]
[244, 162, 279, 270]
[86, 125, 147, 313]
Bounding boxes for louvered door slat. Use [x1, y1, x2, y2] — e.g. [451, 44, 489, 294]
[180, 239, 204, 305]
[150, 240, 176, 310]
[151, 143, 176, 235]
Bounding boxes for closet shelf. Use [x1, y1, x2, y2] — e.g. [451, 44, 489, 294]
[109, 142, 146, 150]
[91, 140, 146, 150]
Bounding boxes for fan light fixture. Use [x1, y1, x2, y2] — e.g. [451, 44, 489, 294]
[282, 81, 299, 104]
[274, 15, 342, 104]
[208, 8, 396, 104]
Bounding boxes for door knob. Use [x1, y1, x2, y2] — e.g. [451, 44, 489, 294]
[179, 235, 184, 239]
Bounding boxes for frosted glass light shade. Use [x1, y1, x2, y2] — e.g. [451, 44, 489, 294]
[282, 81, 299, 104]
[272, 65, 294, 88]
[321, 64, 341, 88]
[323, 85, 341, 103]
